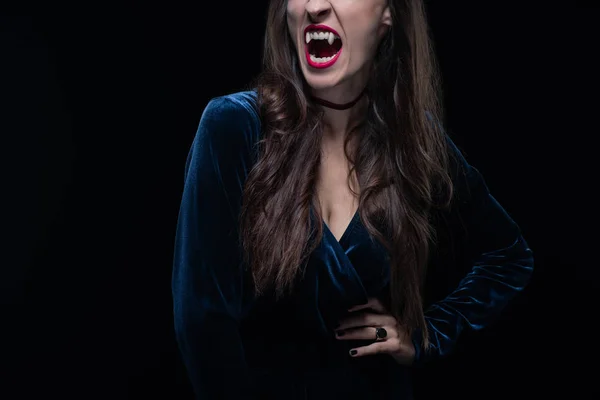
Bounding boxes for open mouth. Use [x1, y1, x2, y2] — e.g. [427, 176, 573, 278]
[304, 25, 343, 69]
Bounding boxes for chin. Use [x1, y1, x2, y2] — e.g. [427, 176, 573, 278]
[303, 73, 343, 91]
[299, 60, 347, 92]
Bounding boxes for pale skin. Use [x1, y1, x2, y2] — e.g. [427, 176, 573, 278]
[286, 0, 416, 365]
[336, 297, 416, 364]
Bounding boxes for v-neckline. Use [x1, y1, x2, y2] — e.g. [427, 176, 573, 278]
[322, 209, 360, 246]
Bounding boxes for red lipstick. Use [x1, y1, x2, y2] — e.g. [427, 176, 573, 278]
[304, 24, 343, 69]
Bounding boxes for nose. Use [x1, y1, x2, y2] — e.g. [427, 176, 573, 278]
[305, 0, 331, 22]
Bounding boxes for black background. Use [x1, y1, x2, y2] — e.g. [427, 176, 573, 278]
[2, 2, 595, 399]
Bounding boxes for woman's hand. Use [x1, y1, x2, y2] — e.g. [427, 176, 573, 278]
[335, 297, 416, 366]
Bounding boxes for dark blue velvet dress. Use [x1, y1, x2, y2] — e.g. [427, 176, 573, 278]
[171, 91, 534, 399]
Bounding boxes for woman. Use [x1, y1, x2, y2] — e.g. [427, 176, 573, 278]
[172, 0, 534, 399]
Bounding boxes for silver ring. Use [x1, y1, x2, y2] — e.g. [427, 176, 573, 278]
[375, 327, 387, 340]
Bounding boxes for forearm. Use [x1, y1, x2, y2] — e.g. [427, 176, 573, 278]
[413, 234, 533, 364]
[175, 309, 255, 399]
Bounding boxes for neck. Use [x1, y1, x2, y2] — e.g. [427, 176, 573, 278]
[311, 86, 368, 142]
[311, 89, 365, 110]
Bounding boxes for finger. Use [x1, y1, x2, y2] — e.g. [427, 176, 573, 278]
[335, 326, 397, 341]
[348, 297, 386, 313]
[337, 312, 396, 331]
[349, 338, 401, 357]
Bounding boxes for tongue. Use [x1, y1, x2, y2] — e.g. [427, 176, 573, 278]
[311, 40, 338, 58]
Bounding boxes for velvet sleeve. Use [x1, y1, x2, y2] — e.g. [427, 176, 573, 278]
[171, 96, 258, 398]
[412, 138, 535, 365]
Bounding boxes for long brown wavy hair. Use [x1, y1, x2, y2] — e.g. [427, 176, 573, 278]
[240, 0, 453, 347]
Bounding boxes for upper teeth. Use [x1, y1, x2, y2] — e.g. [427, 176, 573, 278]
[305, 31, 339, 45]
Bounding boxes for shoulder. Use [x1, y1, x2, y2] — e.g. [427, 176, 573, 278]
[199, 90, 260, 135]
[444, 135, 488, 204]
[424, 112, 473, 195]
[192, 90, 262, 161]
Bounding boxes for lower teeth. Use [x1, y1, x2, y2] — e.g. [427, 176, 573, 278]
[310, 53, 336, 63]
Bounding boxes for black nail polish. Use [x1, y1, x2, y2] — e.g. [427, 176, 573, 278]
[350, 349, 357, 356]
[336, 330, 345, 336]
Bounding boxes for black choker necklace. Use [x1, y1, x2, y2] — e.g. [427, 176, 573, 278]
[311, 90, 365, 110]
